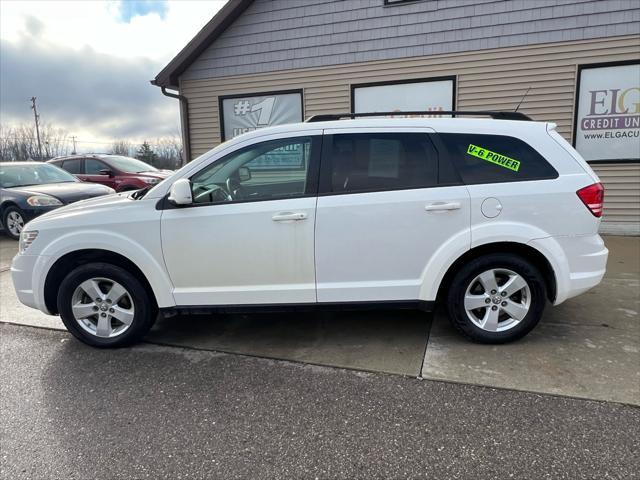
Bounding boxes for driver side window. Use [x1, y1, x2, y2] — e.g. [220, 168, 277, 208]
[191, 137, 314, 205]
[85, 159, 108, 175]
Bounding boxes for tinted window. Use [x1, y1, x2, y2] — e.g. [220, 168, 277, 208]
[191, 137, 315, 205]
[85, 159, 108, 175]
[61, 159, 82, 174]
[325, 133, 438, 193]
[439, 133, 558, 184]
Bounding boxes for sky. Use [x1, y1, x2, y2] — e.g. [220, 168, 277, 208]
[0, 0, 227, 152]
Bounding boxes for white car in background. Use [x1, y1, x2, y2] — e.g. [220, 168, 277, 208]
[11, 112, 608, 347]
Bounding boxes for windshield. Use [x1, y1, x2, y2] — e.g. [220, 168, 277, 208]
[0, 163, 78, 188]
[105, 156, 158, 173]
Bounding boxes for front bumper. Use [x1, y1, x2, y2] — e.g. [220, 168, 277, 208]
[529, 234, 608, 305]
[11, 253, 51, 314]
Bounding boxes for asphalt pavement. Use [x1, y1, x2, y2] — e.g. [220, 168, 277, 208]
[1, 323, 638, 480]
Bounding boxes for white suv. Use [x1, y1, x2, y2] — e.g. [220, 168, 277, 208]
[11, 114, 608, 347]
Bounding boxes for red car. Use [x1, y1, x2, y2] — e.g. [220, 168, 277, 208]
[48, 154, 172, 192]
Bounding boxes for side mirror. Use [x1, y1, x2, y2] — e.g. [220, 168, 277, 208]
[99, 168, 114, 177]
[168, 178, 193, 206]
[237, 166, 251, 182]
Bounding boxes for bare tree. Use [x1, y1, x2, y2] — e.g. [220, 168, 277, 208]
[0, 124, 12, 161]
[40, 123, 70, 159]
[0, 122, 69, 161]
[110, 140, 132, 156]
[152, 135, 183, 170]
[0, 123, 183, 168]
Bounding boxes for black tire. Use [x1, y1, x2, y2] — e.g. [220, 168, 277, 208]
[2, 206, 25, 240]
[446, 253, 547, 344]
[57, 262, 157, 348]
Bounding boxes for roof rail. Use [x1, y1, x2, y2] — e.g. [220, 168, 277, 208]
[305, 110, 533, 122]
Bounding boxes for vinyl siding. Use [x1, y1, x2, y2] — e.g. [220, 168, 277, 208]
[183, 0, 640, 79]
[179, 35, 640, 230]
[593, 163, 640, 234]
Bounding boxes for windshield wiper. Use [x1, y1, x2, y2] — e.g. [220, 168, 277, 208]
[130, 186, 151, 200]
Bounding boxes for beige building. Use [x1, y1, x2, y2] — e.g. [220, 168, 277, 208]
[153, 0, 640, 234]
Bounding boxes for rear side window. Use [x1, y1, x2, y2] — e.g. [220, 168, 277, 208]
[324, 133, 438, 193]
[61, 159, 82, 174]
[439, 133, 558, 184]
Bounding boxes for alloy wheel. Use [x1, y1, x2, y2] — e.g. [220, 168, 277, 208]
[71, 277, 135, 338]
[463, 268, 531, 332]
[6, 211, 24, 236]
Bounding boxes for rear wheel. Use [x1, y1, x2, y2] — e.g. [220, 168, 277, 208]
[3, 206, 25, 240]
[446, 254, 546, 343]
[57, 263, 156, 347]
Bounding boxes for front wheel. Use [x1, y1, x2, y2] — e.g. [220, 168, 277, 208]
[57, 263, 157, 347]
[446, 254, 547, 344]
[3, 206, 25, 240]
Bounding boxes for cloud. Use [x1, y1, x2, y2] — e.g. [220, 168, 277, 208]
[24, 15, 45, 38]
[0, 0, 227, 147]
[0, 37, 179, 142]
[0, 1, 226, 62]
[116, 0, 169, 23]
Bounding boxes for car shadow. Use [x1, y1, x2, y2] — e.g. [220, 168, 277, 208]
[145, 309, 432, 376]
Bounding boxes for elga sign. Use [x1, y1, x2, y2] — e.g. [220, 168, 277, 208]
[353, 79, 454, 115]
[575, 63, 640, 161]
[221, 92, 303, 140]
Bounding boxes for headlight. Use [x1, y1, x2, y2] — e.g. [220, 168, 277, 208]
[26, 195, 63, 207]
[19, 230, 38, 254]
[141, 177, 160, 185]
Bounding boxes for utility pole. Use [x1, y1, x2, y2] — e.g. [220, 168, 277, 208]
[70, 136, 77, 155]
[30, 97, 43, 160]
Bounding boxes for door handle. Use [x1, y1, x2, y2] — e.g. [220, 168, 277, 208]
[272, 212, 308, 222]
[425, 202, 461, 212]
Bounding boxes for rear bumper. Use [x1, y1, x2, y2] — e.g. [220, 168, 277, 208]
[529, 234, 608, 305]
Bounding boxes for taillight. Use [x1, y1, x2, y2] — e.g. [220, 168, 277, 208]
[576, 182, 604, 217]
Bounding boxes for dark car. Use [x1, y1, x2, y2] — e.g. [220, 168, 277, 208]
[0, 162, 115, 239]
[48, 154, 172, 192]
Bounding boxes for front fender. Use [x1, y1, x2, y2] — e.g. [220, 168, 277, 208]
[35, 230, 176, 309]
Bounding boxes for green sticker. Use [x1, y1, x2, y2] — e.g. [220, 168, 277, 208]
[467, 144, 520, 172]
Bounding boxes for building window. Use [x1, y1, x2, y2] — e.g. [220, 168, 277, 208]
[219, 90, 303, 141]
[351, 77, 455, 115]
[573, 60, 640, 162]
